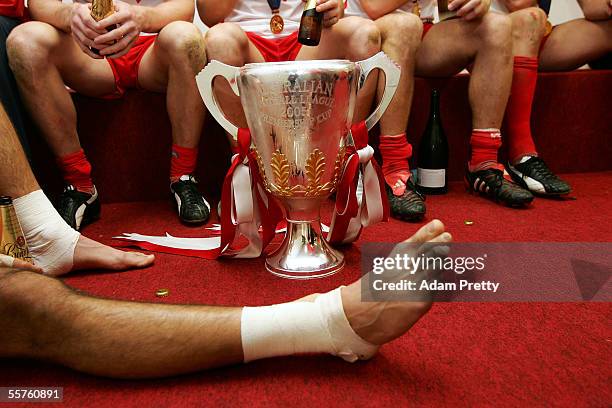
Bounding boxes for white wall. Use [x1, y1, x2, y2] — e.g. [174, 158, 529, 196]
[549, 0, 584, 25]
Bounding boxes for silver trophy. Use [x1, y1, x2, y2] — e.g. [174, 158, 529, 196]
[197, 52, 400, 279]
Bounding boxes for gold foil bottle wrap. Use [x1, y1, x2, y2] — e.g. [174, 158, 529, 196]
[91, 0, 115, 22]
[0, 196, 32, 264]
[437, 0, 457, 21]
[304, 0, 317, 11]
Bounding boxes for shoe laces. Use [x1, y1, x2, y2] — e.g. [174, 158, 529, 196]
[521, 157, 558, 181]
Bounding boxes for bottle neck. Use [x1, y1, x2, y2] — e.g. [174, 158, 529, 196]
[430, 90, 440, 119]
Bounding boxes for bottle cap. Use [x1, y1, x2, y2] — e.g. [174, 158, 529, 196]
[0, 196, 13, 205]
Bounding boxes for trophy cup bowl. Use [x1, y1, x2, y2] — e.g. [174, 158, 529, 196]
[197, 53, 399, 279]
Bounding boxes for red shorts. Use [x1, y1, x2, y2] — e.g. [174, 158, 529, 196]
[105, 35, 157, 98]
[423, 22, 434, 39]
[246, 31, 302, 62]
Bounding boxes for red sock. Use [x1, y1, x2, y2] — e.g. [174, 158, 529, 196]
[379, 133, 412, 196]
[469, 129, 502, 171]
[170, 144, 198, 182]
[57, 149, 94, 193]
[506, 56, 539, 163]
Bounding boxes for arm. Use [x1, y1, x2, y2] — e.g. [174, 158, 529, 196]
[28, 0, 77, 32]
[501, 0, 538, 12]
[578, 0, 612, 21]
[197, 0, 239, 27]
[359, 0, 410, 20]
[93, 0, 194, 58]
[102, 0, 194, 34]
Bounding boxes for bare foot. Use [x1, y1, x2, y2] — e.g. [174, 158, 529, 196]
[72, 235, 154, 272]
[341, 219, 452, 345]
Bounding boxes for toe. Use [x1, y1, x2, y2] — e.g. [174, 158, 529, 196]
[120, 252, 155, 269]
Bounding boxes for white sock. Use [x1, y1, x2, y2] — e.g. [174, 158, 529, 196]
[241, 287, 379, 363]
[13, 190, 80, 276]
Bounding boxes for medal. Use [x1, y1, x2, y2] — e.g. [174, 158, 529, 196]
[267, 0, 284, 34]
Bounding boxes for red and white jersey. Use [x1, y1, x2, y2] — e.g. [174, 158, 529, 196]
[0, 0, 24, 19]
[225, 0, 305, 39]
[344, 0, 411, 19]
[490, 1, 509, 13]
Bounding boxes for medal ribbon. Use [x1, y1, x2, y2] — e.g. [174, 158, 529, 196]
[267, 0, 281, 13]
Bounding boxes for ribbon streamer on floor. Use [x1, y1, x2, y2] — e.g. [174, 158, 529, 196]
[114, 122, 388, 259]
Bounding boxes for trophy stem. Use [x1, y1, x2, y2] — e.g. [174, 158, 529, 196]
[265, 208, 344, 279]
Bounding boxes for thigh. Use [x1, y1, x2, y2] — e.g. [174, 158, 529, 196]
[296, 16, 376, 60]
[415, 19, 478, 77]
[21, 22, 117, 97]
[539, 19, 612, 71]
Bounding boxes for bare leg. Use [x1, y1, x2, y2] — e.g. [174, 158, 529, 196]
[539, 18, 612, 71]
[373, 12, 422, 135]
[509, 7, 548, 58]
[0, 220, 449, 378]
[416, 13, 513, 129]
[204, 23, 265, 138]
[297, 16, 381, 122]
[0, 104, 153, 273]
[205, 18, 381, 136]
[138, 21, 207, 149]
[7, 22, 116, 157]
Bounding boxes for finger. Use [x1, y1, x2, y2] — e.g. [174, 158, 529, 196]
[463, 6, 483, 21]
[404, 219, 446, 244]
[73, 34, 103, 59]
[98, 10, 129, 28]
[104, 34, 137, 58]
[94, 22, 131, 44]
[12, 259, 44, 273]
[76, 19, 103, 42]
[316, 0, 338, 13]
[323, 16, 338, 27]
[457, 0, 480, 16]
[79, 11, 107, 34]
[448, 0, 468, 11]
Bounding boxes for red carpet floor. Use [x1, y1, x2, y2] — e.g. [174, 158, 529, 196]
[1, 172, 611, 407]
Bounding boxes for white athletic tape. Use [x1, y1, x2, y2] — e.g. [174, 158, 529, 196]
[13, 190, 80, 276]
[0, 254, 15, 268]
[241, 287, 379, 363]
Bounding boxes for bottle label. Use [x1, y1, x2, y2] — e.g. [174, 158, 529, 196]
[304, 0, 317, 10]
[417, 168, 446, 188]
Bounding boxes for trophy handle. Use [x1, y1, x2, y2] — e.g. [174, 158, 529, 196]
[356, 52, 401, 131]
[196, 60, 241, 139]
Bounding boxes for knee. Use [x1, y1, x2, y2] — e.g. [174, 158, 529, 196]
[510, 8, 547, 42]
[6, 22, 55, 76]
[379, 13, 423, 56]
[205, 23, 248, 66]
[157, 21, 206, 73]
[346, 17, 381, 60]
[477, 12, 513, 49]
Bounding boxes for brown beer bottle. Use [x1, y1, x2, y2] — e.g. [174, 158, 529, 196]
[91, 0, 117, 55]
[298, 0, 323, 46]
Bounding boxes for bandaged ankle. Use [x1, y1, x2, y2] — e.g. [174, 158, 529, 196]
[241, 287, 379, 363]
[13, 190, 80, 276]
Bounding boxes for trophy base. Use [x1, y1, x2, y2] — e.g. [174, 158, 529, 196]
[265, 220, 344, 280]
